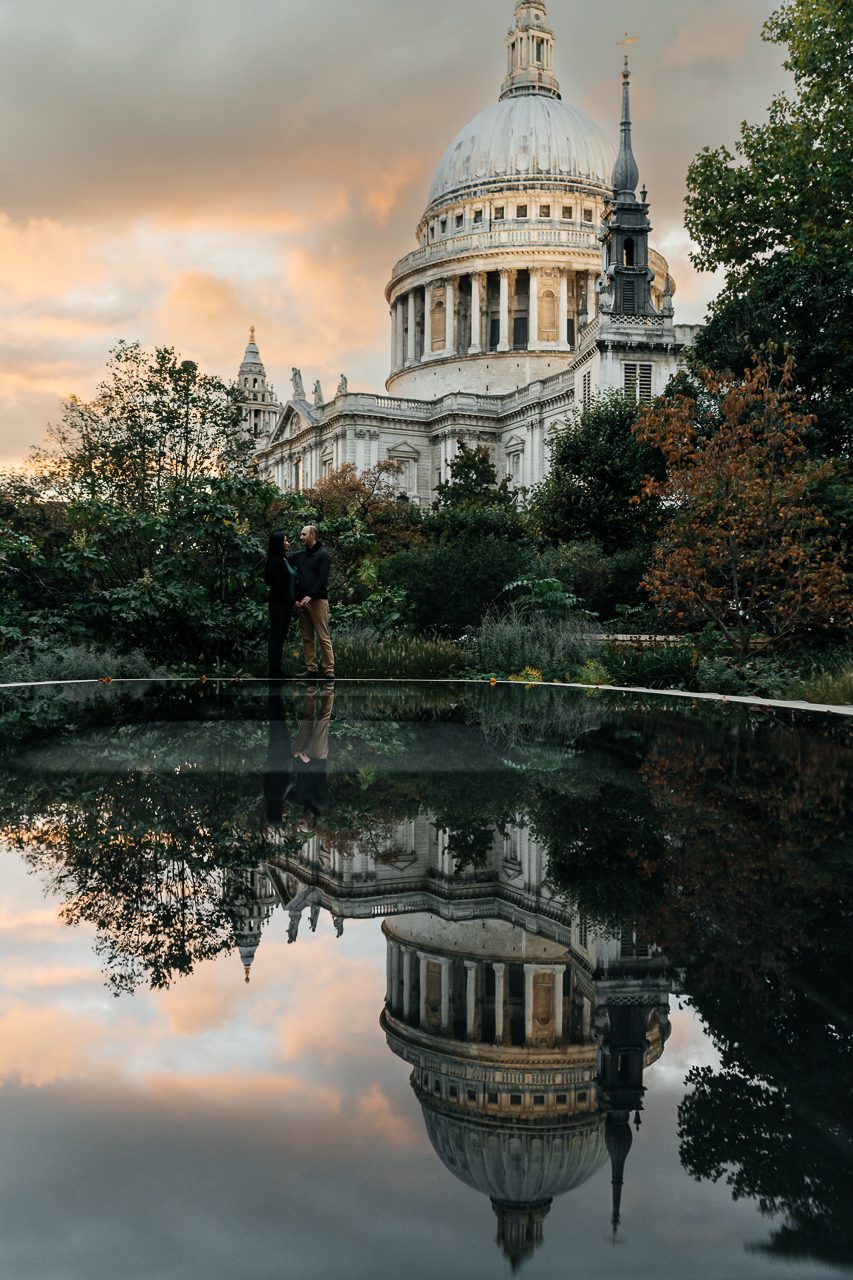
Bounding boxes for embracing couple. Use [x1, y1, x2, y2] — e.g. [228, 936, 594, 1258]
[265, 524, 334, 681]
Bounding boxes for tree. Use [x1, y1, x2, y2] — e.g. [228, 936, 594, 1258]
[527, 392, 662, 554]
[636, 361, 851, 657]
[433, 441, 515, 511]
[33, 340, 250, 511]
[685, 0, 853, 455]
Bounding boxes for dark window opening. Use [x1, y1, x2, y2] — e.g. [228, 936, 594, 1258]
[517, 204, 528, 219]
[624, 237, 635, 266]
[583, 206, 593, 222]
[562, 205, 572, 219]
[540, 204, 550, 218]
[494, 206, 505, 221]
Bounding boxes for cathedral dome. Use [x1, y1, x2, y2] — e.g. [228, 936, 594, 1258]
[421, 1105, 607, 1203]
[427, 95, 615, 210]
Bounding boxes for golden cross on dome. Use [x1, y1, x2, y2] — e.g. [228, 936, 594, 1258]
[249, 325, 256, 342]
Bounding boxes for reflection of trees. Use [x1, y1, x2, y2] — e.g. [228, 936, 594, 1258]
[641, 713, 853, 1268]
[0, 713, 302, 993]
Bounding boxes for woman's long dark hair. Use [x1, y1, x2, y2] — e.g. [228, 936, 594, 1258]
[264, 531, 288, 587]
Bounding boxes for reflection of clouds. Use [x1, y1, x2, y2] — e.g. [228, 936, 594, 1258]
[0, 1007, 95, 1085]
[355, 1083, 419, 1150]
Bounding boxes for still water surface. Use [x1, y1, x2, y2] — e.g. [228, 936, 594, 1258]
[0, 680, 850, 1278]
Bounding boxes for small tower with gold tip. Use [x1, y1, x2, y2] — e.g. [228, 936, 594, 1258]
[237, 326, 281, 442]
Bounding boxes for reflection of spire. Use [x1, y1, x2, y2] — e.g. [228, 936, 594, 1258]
[605, 1111, 634, 1239]
[226, 867, 277, 982]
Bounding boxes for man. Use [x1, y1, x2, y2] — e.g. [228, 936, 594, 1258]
[294, 524, 335, 680]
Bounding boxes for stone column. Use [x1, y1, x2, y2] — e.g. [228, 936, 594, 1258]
[465, 960, 478, 1039]
[469, 273, 482, 354]
[406, 291, 416, 365]
[422, 282, 433, 359]
[402, 947, 413, 1021]
[395, 299, 405, 370]
[445, 277, 456, 355]
[559, 271, 569, 348]
[497, 270, 510, 352]
[390, 943, 401, 1014]
[418, 951, 428, 1028]
[439, 958, 451, 1032]
[528, 268, 539, 349]
[524, 964, 535, 1043]
[554, 966, 566, 1040]
[493, 962, 506, 1044]
[389, 306, 397, 371]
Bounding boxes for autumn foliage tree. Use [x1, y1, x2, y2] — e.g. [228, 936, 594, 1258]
[635, 361, 851, 657]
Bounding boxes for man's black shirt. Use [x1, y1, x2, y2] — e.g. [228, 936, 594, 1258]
[295, 542, 331, 599]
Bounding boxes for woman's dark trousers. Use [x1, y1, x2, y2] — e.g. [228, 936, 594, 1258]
[268, 601, 292, 678]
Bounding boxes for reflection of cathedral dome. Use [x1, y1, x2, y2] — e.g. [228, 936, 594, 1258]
[420, 1102, 606, 1202]
[428, 95, 615, 209]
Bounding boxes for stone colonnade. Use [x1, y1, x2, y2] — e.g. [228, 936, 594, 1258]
[390, 267, 596, 372]
[386, 942, 593, 1048]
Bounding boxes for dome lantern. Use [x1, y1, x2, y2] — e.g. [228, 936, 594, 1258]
[500, 1, 561, 101]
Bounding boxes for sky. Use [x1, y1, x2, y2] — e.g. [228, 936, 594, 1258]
[0, 0, 788, 469]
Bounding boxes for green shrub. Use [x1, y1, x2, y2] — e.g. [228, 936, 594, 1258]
[379, 536, 532, 635]
[0, 640, 164, 684]
[535, 540, 649, 620]
[601, 643, 698, 690]
[466, 606, 599, 678]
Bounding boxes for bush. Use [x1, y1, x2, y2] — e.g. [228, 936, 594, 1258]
[601, 643, 698, 690]
[536, 540, 649, 620]
[0, 639, 164, 684]
[379, 536, 533, 636]
[466, 606, 599, 678]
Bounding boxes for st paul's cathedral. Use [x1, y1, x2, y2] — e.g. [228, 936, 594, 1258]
[247, 0, 699, 502]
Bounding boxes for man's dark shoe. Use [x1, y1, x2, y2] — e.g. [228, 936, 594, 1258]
[321, 670, 336, 682]
[297, 669, 318, 680]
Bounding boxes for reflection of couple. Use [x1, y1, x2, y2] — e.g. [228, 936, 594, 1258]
[263, 684, 335, 833]
[265, 525, 335, 680]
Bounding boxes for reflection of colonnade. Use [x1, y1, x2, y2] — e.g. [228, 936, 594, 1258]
[381, 913, 673, 1267]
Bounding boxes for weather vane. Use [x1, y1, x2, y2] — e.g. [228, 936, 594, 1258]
[616, 32, 640, 48]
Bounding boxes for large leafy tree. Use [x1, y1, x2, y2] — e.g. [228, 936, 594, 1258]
[685, 0, 853, 455]
[528, 391, 662, 554]
[636, 362, 851, 657]
[33, 340, 251, 511]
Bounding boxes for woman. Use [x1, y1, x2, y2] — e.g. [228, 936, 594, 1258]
[264, 531, 298, 678]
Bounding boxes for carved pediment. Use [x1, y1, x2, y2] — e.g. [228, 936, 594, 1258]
[387, 440, 421, 460]
[504, 433, 526, 453]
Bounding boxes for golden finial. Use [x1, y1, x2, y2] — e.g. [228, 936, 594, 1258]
[249, 325, 256, 343]
[244, 964, 251, 983]
[616, 32, 640, 47]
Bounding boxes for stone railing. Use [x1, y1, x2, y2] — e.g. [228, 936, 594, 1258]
[389, 224, 600, 284]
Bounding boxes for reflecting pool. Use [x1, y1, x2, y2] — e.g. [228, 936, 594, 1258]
[0, 680, 851, 1278]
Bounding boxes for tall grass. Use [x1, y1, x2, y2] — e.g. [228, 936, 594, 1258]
[333, 627, 462, 679]
[466, 606, 599, 677]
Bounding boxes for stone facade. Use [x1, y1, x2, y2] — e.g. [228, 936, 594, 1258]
[253, 1, 701, 503]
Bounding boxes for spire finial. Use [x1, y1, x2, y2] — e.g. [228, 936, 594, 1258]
[243, 963, 251, 983]
[249, 325, 256, 343]
[611, 55, 640, 200]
